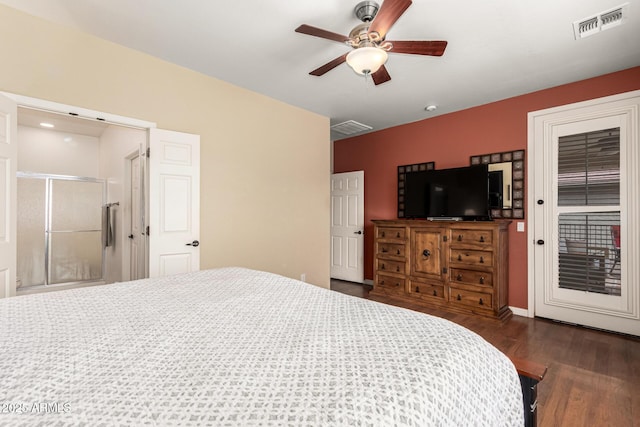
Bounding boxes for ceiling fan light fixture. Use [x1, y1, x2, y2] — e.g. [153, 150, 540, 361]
[346, 47, 388, 75]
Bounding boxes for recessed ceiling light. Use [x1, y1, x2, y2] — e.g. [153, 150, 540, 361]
[40, 122, 54, 128]
[424, 105, 437, 112]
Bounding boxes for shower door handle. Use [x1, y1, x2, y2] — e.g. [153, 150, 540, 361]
[186, 240, 200, 247]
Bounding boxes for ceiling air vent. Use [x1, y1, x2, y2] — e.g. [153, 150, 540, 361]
[331, 120, 372, 136]
[573, 3, 628, 39]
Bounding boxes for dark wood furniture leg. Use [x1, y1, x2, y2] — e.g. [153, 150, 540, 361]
[510, 357, 547, 427]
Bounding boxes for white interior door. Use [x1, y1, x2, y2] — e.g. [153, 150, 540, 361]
[148, 129, 200, 278]
[128, 151, 145, 280]
[0, 94, 17, 298]
[330, 171, 364, 282]
[529, 92, 640, 336]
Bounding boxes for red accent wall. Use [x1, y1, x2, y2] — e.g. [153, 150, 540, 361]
[333, 66, 640, 309]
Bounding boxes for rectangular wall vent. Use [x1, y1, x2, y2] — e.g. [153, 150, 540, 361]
[331, 120, 372, 136]
[573, 3, 628, 39]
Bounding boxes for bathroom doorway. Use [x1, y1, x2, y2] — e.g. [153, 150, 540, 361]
[15, 107, 146, 293]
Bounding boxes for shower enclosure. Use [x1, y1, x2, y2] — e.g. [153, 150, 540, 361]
[17, 173, 107, 290]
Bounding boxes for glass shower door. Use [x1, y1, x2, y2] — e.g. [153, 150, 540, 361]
[16, 177, 46, 288]
[16, 173, 105, 289]
[49, 178, 104, 284]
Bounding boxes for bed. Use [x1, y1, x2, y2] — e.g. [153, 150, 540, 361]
[0, 267, 524, 426]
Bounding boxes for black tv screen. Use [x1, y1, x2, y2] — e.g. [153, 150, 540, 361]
[403, 164, 491, 220]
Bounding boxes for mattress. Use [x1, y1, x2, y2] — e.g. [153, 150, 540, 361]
[0, 267, 523, 426]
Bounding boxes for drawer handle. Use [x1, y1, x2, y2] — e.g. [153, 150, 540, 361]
[381, 248, 388, 253]
[396, 266, 400, 272]
[381, 264, 386, 270]
[396, 232, 401, 238]
[422, 249, 431, 258]
[479, 276, 485, 285]
[479, 298, 484, 305]
[480, 236, 485, 243]
[395, 282, 400, 287]
[457, 294, 462, 301]
[457, 254, 462, 261]
[479, 256, 484, 264]
[415, 286, 420, 293]
[456, 273, 463, 281]
[433, 290, 437, 296]
[381, 231, 386, 237]
[396, 249, 401, 255]
[457, 234, 463, 241]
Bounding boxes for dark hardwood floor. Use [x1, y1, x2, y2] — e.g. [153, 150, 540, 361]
[331, 279, 640, 427]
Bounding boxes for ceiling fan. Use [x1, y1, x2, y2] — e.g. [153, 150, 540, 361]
[295, 0, 447, 85]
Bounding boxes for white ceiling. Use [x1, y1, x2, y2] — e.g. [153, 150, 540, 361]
[2, 0, 639, 140]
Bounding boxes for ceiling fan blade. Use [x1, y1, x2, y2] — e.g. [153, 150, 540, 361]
[387, 40, 448, 56]
[367, 0, 412, 39]
[372, 65, 391, 85]
[309, 53, 348, 76]
[295, 24, 350, 43]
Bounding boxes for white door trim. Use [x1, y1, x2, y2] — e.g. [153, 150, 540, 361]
[527, 89, 640, 330]
[0, 92, 156, 130]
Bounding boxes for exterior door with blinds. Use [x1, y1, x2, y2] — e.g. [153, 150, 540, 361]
[530, 92, 640, 336]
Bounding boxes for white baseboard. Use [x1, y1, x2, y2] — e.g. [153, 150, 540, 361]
[510, 306, 531, 318]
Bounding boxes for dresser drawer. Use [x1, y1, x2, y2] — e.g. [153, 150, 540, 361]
[449, 229, 493, 246]
[450, 268, 493, 287]
[450, 249, 493, 267]
[377, 226, 406, 240]
[409, 280, 445, 300]
[449, 287, 493, 310]
[375, 274, 405, 293]
[377, 259, 406, 275]
[377, 242, 406, 258]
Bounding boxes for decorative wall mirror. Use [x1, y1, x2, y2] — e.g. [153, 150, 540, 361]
[470, 150, 525, 219]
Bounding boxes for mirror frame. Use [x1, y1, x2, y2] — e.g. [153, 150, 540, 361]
[397, 161, 436, 218]
[470, 149, 525, 219]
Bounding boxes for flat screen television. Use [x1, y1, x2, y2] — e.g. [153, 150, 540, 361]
[403, 164, 491, 220]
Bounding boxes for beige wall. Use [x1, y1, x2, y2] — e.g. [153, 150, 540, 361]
[0, 5, 331, 287]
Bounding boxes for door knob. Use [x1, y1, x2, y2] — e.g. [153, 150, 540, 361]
[186, 240, 200, 247]
[536, 239, 544, 245]
[354, 230, 363, 235]
[128, 234, 134, 239]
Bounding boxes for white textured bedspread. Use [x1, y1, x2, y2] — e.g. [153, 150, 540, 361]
[0, 267, 523, 426]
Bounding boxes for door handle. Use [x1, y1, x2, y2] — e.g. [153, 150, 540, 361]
[186, 240, 200, 247]
[128, 234, 134, 239]
[354, 230, 363, 235]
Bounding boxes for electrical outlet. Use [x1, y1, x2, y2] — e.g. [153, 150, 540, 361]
[300, 273, 306, 282]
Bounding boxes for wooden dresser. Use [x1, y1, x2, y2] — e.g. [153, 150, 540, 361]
[371, 219, 512, 320]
